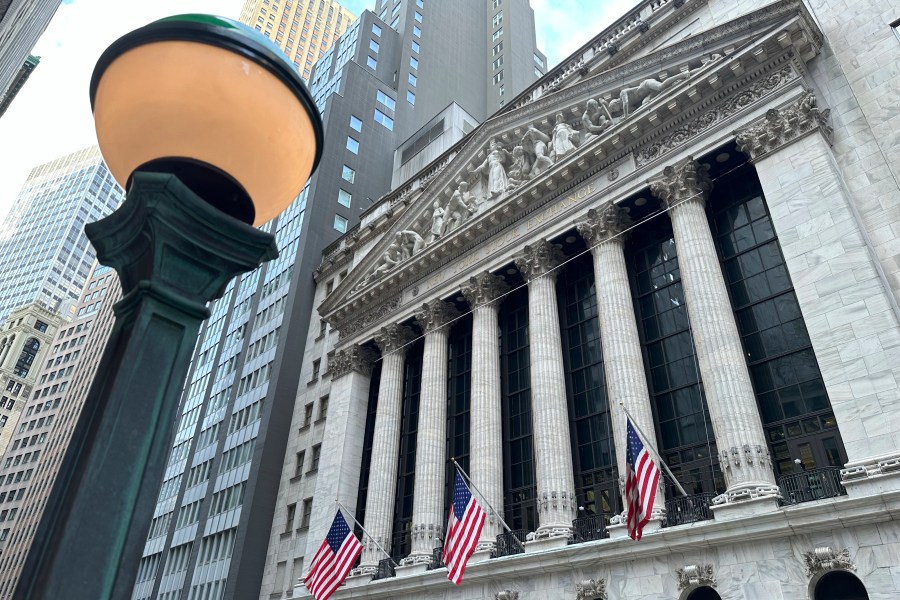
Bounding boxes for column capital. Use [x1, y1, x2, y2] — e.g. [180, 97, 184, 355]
[514, 240, 565, 282]
[462, 271, 510, 308]
[415, 299, 460, 333]
[648, 156, 712, 210]
[330, 344, 378, 380]
[735, 91, 833, 162]
[576, 204, 632, 246]
[374, 323, 416, 354]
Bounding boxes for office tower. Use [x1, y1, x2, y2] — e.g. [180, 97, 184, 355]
[0, 0, 60, 98]
[239, 0, 356, 80]
[133, 3, 544, 599]
[0, 263, 119, 599]
[0, 303, 62, 460]
[271, 0, 900, 598]
[0, 54, 38, 118]
[0, 147, 123, 324]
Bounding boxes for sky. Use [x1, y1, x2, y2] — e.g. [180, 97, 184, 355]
[0, 0, 639, 221]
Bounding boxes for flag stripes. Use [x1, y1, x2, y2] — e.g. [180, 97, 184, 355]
[624, 417, 661, 541]
[442, 472, 486, 584]
[304, 511, 362, 600]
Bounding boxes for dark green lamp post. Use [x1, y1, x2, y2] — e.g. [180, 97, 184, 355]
[15, 15, 322, 600]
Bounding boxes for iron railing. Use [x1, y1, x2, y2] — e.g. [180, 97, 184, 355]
[427, 546, 445, 570]
[491, 529, 527, 558]
[372, 557, 396, 581]
[665, 492, 716, 527]
[570, 513, 611, 543]
[778, 467, 846, 505]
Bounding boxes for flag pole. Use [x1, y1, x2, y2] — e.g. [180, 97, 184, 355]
[450, 457, 525, 551]
[334, 499, 398, 566]
[619, 403, 689, 497]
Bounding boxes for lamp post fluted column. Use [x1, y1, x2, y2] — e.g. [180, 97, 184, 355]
[649, 156, 780, 516]
[403, 300, 459, 566]
[461, 272, 509, 551]
[515, 241, 577, 540]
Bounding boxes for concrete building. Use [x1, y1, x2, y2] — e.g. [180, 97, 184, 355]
[0, 146, 123, 324]
[0, 0, 60, 100]
[0, 53, 37, 119]
[0, 303, 61, 460]
[239, 0, 356, 81]
[276, 0, 900, 599]
[132, 3, 544, 600]
[0, 263, 119, 599]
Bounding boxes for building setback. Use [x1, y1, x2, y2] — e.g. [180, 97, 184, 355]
[0, 0, 60, 100]
[279, 0, 900, 599]
[132, 2, 544, 600]
[0, 263, 119, 599]
[0, 146, 122, 324]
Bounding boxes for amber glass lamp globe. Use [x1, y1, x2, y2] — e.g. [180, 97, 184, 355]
[90, 14, 323, 226]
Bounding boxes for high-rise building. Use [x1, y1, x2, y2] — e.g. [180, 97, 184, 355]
[0, 147, 123, 324]
[239, 0, 356, 80]
[270, 0, 900, 599]
[132, 3, 544, 599]
[0, 303, 62, 459]
[0, 0, 60, 100]
[0, 263, 119, 599]
[0, 53, 38, 119]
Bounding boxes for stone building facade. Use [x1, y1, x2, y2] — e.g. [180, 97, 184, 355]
[267, 0, 900, 598]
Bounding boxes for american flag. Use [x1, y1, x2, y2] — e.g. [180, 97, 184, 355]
[624, 417, 660, 541]
[304, 510, 362, 600]
[442, 472, 486, 585]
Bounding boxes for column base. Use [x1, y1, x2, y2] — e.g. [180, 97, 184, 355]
[394, 562, 429, 576]
[471, 548, 493, 564]
[350, 564, 377, 577]
[607, 518, 663, 539]
[841, 452, 900, 497]
[524, 535, 569, 553]
[341, 572, 372, 588]
[710, 484, 781, 520]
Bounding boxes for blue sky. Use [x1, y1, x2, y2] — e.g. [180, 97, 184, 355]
[0, 0, 638, 219]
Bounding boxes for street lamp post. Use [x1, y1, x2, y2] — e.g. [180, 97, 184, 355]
[15, 15, 322, 600]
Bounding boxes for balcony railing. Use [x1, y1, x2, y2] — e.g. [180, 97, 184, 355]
[778, 466, 846, 505]
[570, 513, 611, 543]
[491, 529, 527, 558]
[372, 557, 396, 581]
[664, 492, 716, 527]
[426, 546, 445, 570]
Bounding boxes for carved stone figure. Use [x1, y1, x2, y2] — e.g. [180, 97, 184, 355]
[619, 71, 691, 117]
[495, 591, 519, 600]
[445, 181, 477, 233]
[802, 547, 855, 577]
[575, 578, 607, 600]
[396, 230, 424, 259]
[581, 99, 614, 143]
[366, 240, 403, 282]
[550, 112, 579, 161]
[676, 564, 717, 591]
[507, 145, 531, 188]
[478, 138, 511, 198]
[734, 91, 832, 161]
[428, 200, 445, 243]
[523, 125, 553, 177]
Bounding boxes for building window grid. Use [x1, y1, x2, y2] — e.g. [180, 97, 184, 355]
[444, 315, 472, 510]
[353, 362, 382, 533]
[390, 341, 423, 559]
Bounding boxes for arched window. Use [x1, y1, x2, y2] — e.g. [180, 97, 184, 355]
[814, 571, 869, 600]
[13, 337, 40, 378]
[685, 587, 722, 600]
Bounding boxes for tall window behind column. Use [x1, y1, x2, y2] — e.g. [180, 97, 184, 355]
[499, 287, 536, 532]
[627, 218, 723, 497]
[709, 164, 846, 477]
[557, 254, 619, 517]
[390, 341, 423, 559]
[444, 315, 472, 510]
[354, 361, 382, 536]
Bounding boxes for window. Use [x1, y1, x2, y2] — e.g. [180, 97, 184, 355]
[334, 215, 349, 233]
[492, 28, 503, 41]
[414, 11, 422, 22]
[493, 56, 503, 69]
[311, 359, 321, 380]
[300, 498, 313, 529]
[892, 18, 900, 43]
[318, 395, 329, 420]
[294, 451, 305, 478]
[338, 189, 352, 207]
[371, 23, 382, 36]
[349, 115, 362, 132]
[492, 12, 503, 28]
[34, 320, 48, 333]
[534, 53, 545, 68]
[407, 74, 417, 88]
[409, 56, 418, 69]
[535, 67, 542, 78]
[309, 444, 321, 472]
[493, 41, 503, 56]
[284, 503, 296, 533]
[376, 90, 396, 111]
[492, 0, 501, 8]
[341, 165, 356, 183]
[493, 70, 504, 84]
[411, 40, 420, 53]
[366, 55, 377, 69]
[374, 108, 394, 130]
[346, 137, 359, 154]
[407, 91, 415, 105]
[417, 0, 424, 7]
[303, 403, 313, 427]
[369, 39, 379, 52]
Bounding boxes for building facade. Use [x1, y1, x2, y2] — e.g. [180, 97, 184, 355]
[280, 0, 900, 598]
[132, 3, 545, 600]
[0, 53, 37, 119]
[238, 0, 357, 81]
[0, 303, 61, 460]
[0, 0, 60, 101]
[0, 146, 123, 324]
[0, 263, 119, 599]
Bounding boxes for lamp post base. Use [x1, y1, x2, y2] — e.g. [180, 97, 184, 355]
[15, 172, 278, 600]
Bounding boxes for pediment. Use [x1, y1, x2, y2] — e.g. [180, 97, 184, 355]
[320, 0, 822, 333]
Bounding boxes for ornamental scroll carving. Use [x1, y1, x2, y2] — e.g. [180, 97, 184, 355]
[802, 547, 855, 577]
[329, 345, 377, 380]
[495, 591, 519, 600]
[515, 240, 566, 281]
[373, 323, 416, 355]
[462, 271, 510, 308]
[415, 299, 460, 333]
[576, 204, 632, 245]
[735, 90, 832, 161]
[648, 156, 712, 210]
[337, 296, 401, 340]
[575, 578, 607, 600]
[676, 564, 716, 591]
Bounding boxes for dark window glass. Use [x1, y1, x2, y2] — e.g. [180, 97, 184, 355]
[445, 314, 472, 509]
[14, 338, 40, 378]
[500, 287, 536, 532]
[628, 218, 722, 497]
[390, 341, 423, 559]
[354, 360, 382, 536]
[557, 254, 619, 517]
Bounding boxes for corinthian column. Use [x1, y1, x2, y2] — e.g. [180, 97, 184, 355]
[576, 206, 664, 519]
[358, 324, 415, 571]
[462, 272, 509, 550]
[515, 241, 576, 539]
[649, 157, 780, 517]
[403, 299, 460, 566]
